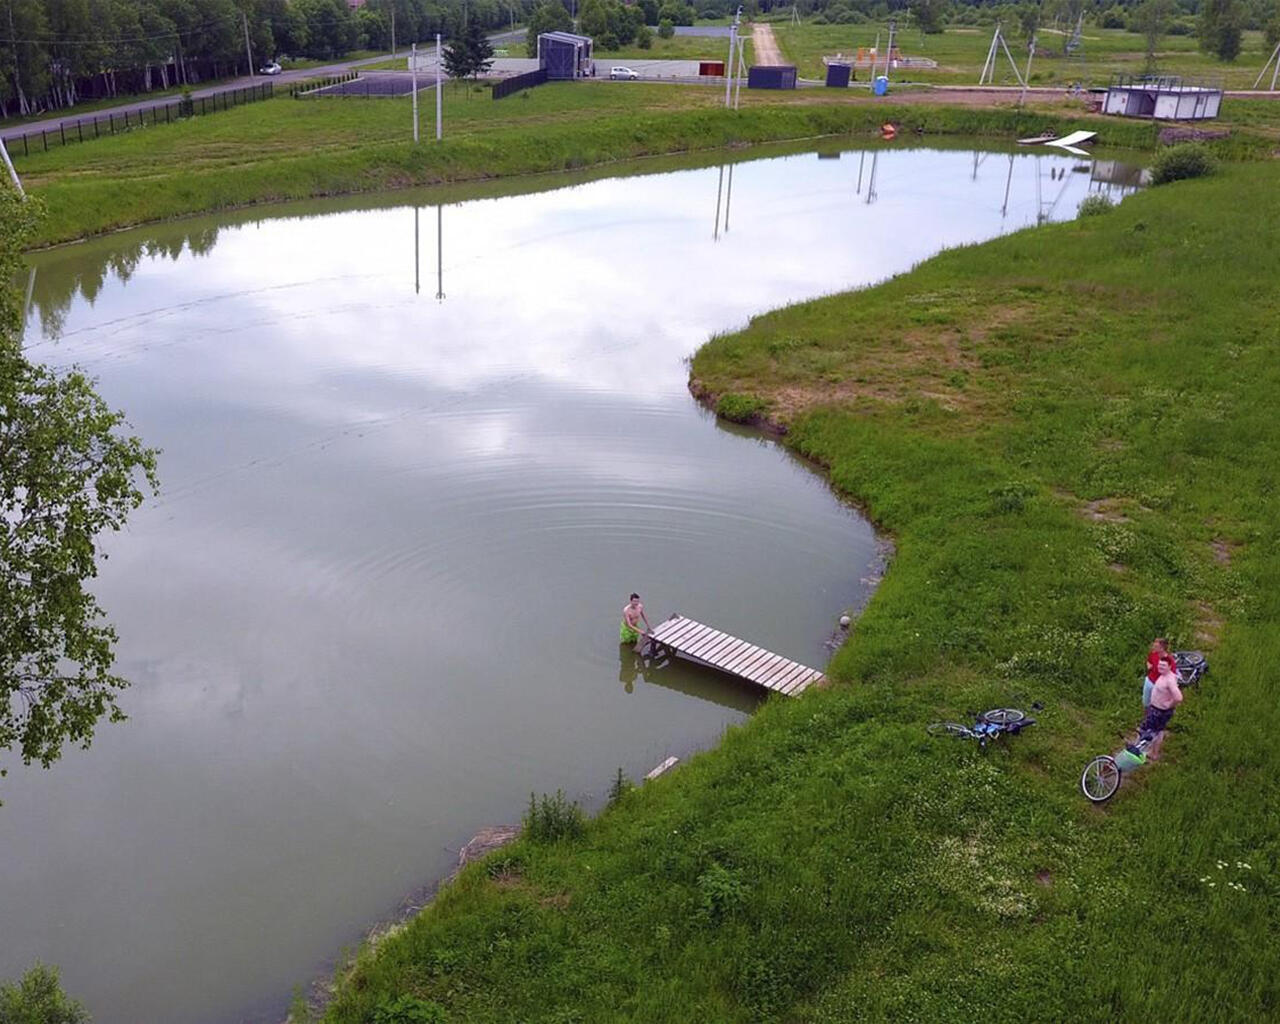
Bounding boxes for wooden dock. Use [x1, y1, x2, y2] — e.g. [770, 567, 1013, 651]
[644, 614, 825, 697]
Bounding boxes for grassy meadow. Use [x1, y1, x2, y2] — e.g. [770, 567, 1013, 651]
[314, 155, 1280, 1022]
[6, 26, 1279, 1021]
[774, 22, 1280, 88]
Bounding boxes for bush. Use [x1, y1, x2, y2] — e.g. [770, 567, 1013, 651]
[1168, 17, 1195, 34]
[598, 32, 620, 50]
[1100, 6, 1127, 28]
[371, 994, 448, 1023]
[695, 862, 747, 922]
[1150, 144, 1217, 185]
[0, 965, 88, 1024]
[1077, 193, 1115, 217]
[715, 392, 767, 423]
[636, 24, 653, 48]
[523, 790, 586, 843]
[658, 18, 675, 37]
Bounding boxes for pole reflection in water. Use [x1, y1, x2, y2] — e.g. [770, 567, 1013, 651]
[21, 265, 35, 339]
[723, 163, 734, 234]
[713, 164, 725, 241]
[435, 203, 444, 302]
[856, 150, 865, 195]
[1002, 153, 1015, 218]
[865, 150, 879, 205]
[414, 206, 420, 295]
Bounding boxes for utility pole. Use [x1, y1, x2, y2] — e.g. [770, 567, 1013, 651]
[412, 43, 419, 141]
[243, 12, 255, 76]
[1021, 32, 1035, 107]
[725, 5, 742, 109]
[436, 33, 443, 141]
[1, 137, 24, 196]
[391, 6, 397, 56]
[724, 25, 735, 107]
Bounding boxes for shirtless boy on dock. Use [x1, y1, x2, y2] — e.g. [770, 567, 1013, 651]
[620, 593, 652, 654]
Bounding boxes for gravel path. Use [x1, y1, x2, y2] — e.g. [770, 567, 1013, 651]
[752, 23, 785, 66]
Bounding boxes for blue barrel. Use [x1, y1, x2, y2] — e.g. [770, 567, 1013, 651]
[873, 75, 889, 96]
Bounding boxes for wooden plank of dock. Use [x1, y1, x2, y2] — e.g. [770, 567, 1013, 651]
[646, 614, 825, 697]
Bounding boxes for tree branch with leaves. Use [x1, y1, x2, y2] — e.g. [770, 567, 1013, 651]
[1, 184, 158, 794]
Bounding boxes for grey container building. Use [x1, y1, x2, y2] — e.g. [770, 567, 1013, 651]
[1102, 74, 1222, 120]
[538, 31, 594, 80]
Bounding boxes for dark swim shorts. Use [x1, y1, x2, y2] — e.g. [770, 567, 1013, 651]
[1141, 704, 1175, 737]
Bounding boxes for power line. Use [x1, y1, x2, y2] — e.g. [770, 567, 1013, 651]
[0, 11, 249, 47]
[2, 7, 366, 47]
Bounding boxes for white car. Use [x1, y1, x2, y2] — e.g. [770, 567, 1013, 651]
[609, 66, 639, 80]
[259, 61, 283, 75]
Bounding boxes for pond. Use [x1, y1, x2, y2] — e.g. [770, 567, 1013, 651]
[3, 143, 1138, 1023]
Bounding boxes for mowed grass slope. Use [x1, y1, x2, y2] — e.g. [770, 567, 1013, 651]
[319, 165, 1280, 1021]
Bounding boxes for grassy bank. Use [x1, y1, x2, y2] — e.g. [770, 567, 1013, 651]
[315, 160, 1280, 1022]
[774, 22, 1280, 88]
[21, 84, 1163, 247]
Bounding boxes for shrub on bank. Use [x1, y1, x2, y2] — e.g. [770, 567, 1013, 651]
[523, 789, 585, 842]
[1077, 193, 1115, 216]
[1151, 143, 1217, 185]
[716, 392, 768, 423]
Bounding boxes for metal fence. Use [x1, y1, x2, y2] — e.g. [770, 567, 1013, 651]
[1, 82, 274, 158]
[492, 68, 548, 100]
[288, 72, 360, 97]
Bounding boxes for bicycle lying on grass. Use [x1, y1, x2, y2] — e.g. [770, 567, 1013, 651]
[927, 707, 1038, 750]
[1080, 650, 1208, 803]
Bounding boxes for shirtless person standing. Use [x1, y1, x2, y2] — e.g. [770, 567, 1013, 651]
[1140, 661, 1184, 762]
[1143, 637, 1177, 710]
[620, 593, 652, 654]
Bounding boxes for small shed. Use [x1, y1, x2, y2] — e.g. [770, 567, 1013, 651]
[1103, 74, 1222, 121]
[537, 31, 593, 80]
[748, 65, 797, 90]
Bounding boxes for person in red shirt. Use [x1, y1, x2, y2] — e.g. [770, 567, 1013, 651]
[1143, 637, 1177, 709]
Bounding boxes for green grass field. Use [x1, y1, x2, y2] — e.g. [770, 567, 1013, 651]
[593, 33, 754, 65]
[774, 22, 1280, 88]
[316, 155, 1280, 1024]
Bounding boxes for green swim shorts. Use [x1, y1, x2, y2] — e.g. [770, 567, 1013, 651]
[620, 621, 640, 644]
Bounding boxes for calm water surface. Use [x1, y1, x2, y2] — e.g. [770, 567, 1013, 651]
[3, 145, 1131, 1023]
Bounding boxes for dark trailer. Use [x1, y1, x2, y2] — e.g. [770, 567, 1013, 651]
[538, 31, 594, 80]
[748, 65, 798, 90]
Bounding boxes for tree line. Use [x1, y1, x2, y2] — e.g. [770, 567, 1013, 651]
[0, 0, 533, 118]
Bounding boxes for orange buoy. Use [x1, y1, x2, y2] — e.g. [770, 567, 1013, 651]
[881, 122, 898, 140]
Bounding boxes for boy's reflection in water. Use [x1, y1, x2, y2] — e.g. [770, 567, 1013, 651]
[618, 643, 668, 693]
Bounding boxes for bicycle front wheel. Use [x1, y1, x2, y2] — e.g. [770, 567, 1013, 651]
[1081, 756, 1122, 803]
[927, 722, 973, 739]
[979, 708, 1025, 726]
